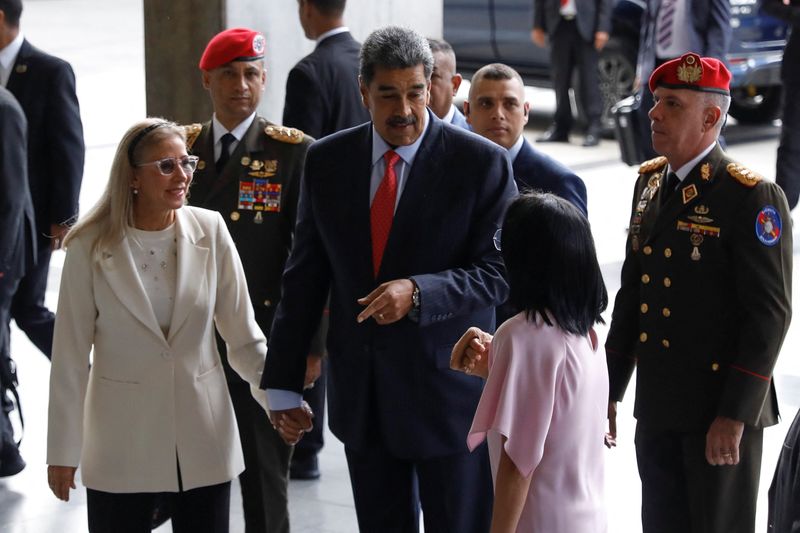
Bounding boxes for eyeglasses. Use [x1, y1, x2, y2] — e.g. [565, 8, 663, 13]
[135, 155, 199, 176]
[493, 228, 502, 251]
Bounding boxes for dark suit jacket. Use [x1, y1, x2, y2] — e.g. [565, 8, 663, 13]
[637, 0, 731, 85]
[0, 86, 35, 282]
[762, 0, 800, 85]
[512, 138, 588, 216]
[606, 145, 791, 432]
[534, 0, 612, 42]
[263, 113, 517, 459]
[7, 39, 84, 241]
[282, 31, 370, 139]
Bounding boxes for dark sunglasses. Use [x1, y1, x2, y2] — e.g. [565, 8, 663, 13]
[135, 155, 199, 176]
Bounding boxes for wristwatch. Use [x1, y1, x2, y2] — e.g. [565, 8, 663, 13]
[408, 280, 421, 322]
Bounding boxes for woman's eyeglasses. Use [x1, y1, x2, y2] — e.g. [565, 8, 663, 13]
[135, 155, 200, 176]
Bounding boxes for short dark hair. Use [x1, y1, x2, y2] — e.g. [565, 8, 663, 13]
[472, 63, 524, 86]
[0, 0, 22, 27]
[360, 26, 433, 86]
[501, 192, 607, 335]
[306, 0, 345, 16]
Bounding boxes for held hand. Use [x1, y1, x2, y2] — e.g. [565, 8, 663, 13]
[594, 31, 609, 51]
[531, 28, 546, 47]
[48, 465, 77, 501]
[304, 354, 323, 390]
[605, 402, 618, 448]
[356, 279, 414, 325]
[50, 224, 69, 251]
[450, 327, 492, 379]
[270, 402, 314, 445]
[705, 416, 745, 466]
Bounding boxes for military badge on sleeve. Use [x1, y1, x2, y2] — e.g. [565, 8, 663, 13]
[755, 206, 782, 246]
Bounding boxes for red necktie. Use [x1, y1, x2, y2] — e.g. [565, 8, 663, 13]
[371, 150, 400, 277]
[560, 0, 568, 7]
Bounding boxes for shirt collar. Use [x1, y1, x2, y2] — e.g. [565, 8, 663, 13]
[671, 141, 717, 181]
[507, 134, 525, 163]
[0, 32, 25, 73]
[442, 104, 456, 124]
[317, 26, 349, 44]
[212, 112, 256, 145]
[371, 109, 430, 168]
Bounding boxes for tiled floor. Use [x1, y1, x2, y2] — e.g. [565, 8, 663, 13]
[2, 2, 799, 532]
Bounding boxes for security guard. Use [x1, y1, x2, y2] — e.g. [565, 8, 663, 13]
[605, 53, 792, 533]
[186, 28, 320, 533]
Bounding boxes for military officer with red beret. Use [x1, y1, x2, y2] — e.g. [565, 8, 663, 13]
[605, 52, 792, 533]
[186, 28, 320, 533]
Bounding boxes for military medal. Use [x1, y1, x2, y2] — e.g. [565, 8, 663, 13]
[264, 183, 282, 212]
[254, 211, 263, 224]
[250, 160, 264, 171]
[238, 180, 255, 210]
[701, 163, 711, 181]
[631, 235, 640, 252]
[241, 156, 251, 166]
[690, 233, 704, 261]
[682, 184, 698, 204]
[694, 205, 709, 215]
[755, 205, 782, 246]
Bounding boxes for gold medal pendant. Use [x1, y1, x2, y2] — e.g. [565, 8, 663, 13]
[690, 233, 704, 261]
[254, 212, 263, 224]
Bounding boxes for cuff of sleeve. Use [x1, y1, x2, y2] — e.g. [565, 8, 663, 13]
[266, 389, 303, 411]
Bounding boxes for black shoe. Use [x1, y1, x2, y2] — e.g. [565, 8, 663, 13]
[0, 441, 26, 477]
[290, 454, 320, 480]
[536, 127, 569, 143]
[582, 132, 600, 147]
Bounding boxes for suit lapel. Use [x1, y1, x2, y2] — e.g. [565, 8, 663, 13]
[168, 208, 209, 342]
[6, 40, 32, 95]
[100, 236, 167, 343]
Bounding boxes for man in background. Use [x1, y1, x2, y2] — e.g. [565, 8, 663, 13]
[427, 37, 469, 129]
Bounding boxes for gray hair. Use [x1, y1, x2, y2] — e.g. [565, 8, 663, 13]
[704, 92, 732, 134]
[360, 26, 434, 86]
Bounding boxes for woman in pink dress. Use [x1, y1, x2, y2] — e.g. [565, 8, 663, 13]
[452, 192, 609, 533]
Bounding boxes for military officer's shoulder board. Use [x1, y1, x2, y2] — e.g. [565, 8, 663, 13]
[183, 123, 203, 151]
[639, 156, 668, 174]
[727, 163, 762, 189]
[265, 124, 305, 144]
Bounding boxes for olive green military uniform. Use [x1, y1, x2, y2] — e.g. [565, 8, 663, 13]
[187, 116, 317, 533]
[606, 144, 792, 533]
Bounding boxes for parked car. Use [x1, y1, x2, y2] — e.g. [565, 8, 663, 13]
[444, 0, 788, 129]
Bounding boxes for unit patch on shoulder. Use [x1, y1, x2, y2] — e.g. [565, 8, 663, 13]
[639, 156, 668, 174]
[183, 123, 203, 151]
[265, 125, 304, 144]
[755, 205, 782, 247]
[727, 163, 762, 188]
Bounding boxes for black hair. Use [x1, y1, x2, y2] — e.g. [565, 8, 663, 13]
[501, 192, 607, 335]
[0, 0, 22, 27]
[306, 0, 346, 16]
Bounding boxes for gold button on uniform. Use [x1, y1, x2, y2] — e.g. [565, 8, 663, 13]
[711, 363, 720, 371]
[263, 300, 272, 307]
[640, 332, 648, 342]
[662, 339, 670, 348]
[641, 303, 649, 313]
[230, 211, 241, 221]
[643, 246, 653, 255]
[662, 308, 671, 318]
[663, 277, 672, 287]
[642, 274, 651, 284]
[664, 248, 672, 258]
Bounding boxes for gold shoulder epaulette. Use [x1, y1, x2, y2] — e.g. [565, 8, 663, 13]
[183, 123, 203, 151]
[639, 156, 668, 174]
[265, 125, 304, 144]
[727, 163, 762, 188]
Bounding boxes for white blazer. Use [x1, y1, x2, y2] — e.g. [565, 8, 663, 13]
[47, 206, 268, 493]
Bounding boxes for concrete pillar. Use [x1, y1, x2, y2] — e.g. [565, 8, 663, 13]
[144, 1, 443, 126]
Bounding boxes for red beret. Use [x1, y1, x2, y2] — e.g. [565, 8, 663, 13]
[199, 28, 266, 71]
[649, 52, 731, 95]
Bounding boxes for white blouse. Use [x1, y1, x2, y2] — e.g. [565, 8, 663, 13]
[127, 224, 177, 335]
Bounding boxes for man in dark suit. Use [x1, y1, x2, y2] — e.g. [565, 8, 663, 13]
[0, 0, 84, 359]
[187, 28, 315, 533]
[635, 0, 731, 160]
[465, 63, 587, 215]
[533, 0, 612, 147]
[0, 86, 34, 477]
[283, 0, 369, 481]
[283, 0, 369, 140]
[264, 26, 516, 533]
[762, 0, 800, 210]
[605, 53, 791, 533]
[427, 38, 469, 130]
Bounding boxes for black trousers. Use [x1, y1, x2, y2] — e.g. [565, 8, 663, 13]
[776, 85, 800, 210]
[86, 481, 231, 533]
[344, 441, 493, 533]
[549, 18, 602, 134]
[9, 240, 54, 358]
[635, 422, 763, 533]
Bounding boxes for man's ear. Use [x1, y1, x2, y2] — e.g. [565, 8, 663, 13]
[463, 101, 472, 124]
[451, 73, 463, 96]
[201, 70, 211, 90]
[359, 76, 370, 109]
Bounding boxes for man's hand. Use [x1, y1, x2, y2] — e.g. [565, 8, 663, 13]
[450, 327, 492, 379]
[705, 416, 745, 466]
[304, 354, 322, 389]
[594, 31, 609, 51]
[50, 223, 69, 251]
[605, 402, 618, 448]
[270, 401, 314, 445]
[531, 28, 546, 47]
[48, 465, 77, 501]
[356, 279, 414, 325]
